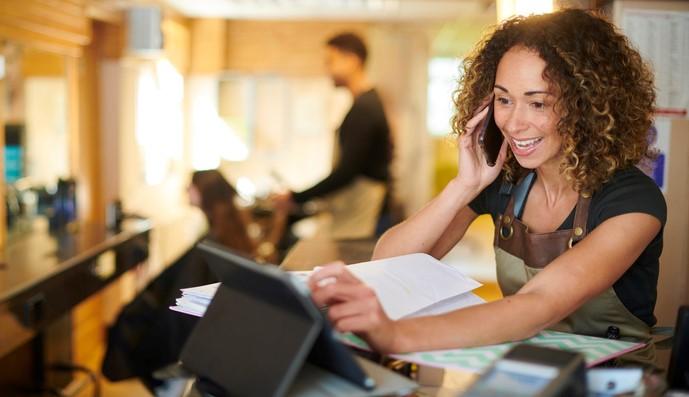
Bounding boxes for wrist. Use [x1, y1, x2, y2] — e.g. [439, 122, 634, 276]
[387, 320, 408, 354]
[365, 319, 403, 354]
[446, 178, 482, 203]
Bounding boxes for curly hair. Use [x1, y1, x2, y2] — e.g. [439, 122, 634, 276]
[452, 9, 656, 195]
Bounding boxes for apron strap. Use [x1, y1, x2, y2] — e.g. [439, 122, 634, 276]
[513, 172, 536, 220]
[570, 194, 592, 245]
[502, 172, 536, 219]
[500, 173, 591, 247]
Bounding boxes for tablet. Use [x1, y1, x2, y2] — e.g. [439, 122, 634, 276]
[180, 240, 375, 397]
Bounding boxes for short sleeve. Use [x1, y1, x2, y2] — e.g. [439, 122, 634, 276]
[468, 187, 489, 215]
[590, 167, 667, 229]
[468, 175, 506, 219]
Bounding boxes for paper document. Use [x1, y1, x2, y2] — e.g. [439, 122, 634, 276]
[170, 253, 484, 320]
[405, 292, 485, 318]
[170, 283, 220, 317]
[345, 253, 481, 320]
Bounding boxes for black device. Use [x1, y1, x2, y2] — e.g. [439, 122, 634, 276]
[477, 99, 504, 167]
[462, 344, 586, 397]
[180, 241, 377, 397]
[668, 305, 689, 390]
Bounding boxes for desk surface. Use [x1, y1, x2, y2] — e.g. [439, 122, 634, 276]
[0, 219, 151, 303]
[0, 219, 151, 361]
[280, 238, 378, 271]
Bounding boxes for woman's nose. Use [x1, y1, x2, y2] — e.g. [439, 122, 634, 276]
[501, 106, 529, 136]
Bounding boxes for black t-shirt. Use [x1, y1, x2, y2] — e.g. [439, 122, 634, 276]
[292, 89, 392, 203]
[468, 166, 667, 326]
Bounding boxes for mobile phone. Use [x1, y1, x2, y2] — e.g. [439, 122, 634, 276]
[478, 99, 504, 167]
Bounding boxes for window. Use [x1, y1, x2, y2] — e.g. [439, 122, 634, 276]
[427, 57, 463, 136]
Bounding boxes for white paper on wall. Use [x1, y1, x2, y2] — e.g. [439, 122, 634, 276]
[622, 9, 689, 117]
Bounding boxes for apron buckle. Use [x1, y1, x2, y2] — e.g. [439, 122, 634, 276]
[499, 224, 514, 240]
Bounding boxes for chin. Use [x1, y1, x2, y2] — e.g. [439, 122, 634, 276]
[511, 151, 549, 170]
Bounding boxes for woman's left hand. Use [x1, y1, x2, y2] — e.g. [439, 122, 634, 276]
[309, 262, 399, 353]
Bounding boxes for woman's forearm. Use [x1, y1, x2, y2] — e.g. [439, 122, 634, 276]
[390, 292, 556, 353]
[373, 178, 479, 259]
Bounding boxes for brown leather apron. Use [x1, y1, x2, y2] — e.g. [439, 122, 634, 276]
[493, 173, 654, 365]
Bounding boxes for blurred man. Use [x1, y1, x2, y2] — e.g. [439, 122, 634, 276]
[275, 32, 393, 239]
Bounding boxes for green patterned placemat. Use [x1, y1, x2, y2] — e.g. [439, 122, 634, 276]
[339, 330, 644, 373]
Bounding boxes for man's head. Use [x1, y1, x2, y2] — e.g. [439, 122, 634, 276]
[325, 32, 367, 87]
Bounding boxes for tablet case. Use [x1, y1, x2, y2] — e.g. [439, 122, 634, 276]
[179, 241, 374, 397]
[180, 281, 319, 397]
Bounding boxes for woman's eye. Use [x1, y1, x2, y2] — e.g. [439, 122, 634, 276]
[496, 97, 510, 105]
[531, 102, 546, 110]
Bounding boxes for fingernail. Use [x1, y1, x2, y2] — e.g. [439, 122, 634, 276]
[317, 277, 336, 288]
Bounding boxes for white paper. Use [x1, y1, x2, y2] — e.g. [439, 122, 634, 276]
[180, 282, 220, 299]
[345, 253, 482, 320]
[170, 283, 220, 317]
[622, 9, 689, 115]
[170, 253, 483, 321]
[404, 292, 485, 318]
[169, 305, 205, 317]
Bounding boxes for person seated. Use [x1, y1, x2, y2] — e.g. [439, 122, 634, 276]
[308, 9, 666, 367]
[102, 170, 286, 390]
[189, 169, 287, 262]
[188, 170, 255, 255]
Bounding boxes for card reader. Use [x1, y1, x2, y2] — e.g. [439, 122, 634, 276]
[462, 344, 586, 397]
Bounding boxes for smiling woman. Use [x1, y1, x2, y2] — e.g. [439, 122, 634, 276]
[308, 9, 666, 368]
[453, 10, 656, 194]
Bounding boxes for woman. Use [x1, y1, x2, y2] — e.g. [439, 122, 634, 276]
[189, 170, 255, 255]
[309, 9, 666, 359]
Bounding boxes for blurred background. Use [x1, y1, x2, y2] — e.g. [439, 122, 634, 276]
[1, 0, 688, 396]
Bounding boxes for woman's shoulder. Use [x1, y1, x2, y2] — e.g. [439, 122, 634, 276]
[597, 166, 663, 199]
[590, 166, 667, 227]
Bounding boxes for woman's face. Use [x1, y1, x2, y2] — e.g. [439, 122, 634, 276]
[493, 46, 562, 170]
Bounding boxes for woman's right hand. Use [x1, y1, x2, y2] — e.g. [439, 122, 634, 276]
[309, 263, 399, 353]
[455, 101, 509, 194]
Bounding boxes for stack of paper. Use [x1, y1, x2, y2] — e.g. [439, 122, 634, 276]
[170, 283, 220, 317]
[169, 253, 485, 320]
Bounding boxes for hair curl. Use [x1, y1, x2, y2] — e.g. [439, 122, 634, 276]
[452, 9, 655, 195]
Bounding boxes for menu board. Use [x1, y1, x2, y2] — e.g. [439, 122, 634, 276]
[621, 9, 689, 117]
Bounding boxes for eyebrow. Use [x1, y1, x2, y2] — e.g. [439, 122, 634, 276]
[494, 84, 551, 96]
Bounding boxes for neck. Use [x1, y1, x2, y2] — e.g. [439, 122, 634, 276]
[534, 161, 574, 205]
[347, 71, 372, 97]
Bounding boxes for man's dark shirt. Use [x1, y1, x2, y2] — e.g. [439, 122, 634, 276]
[293, 88, 392, 203]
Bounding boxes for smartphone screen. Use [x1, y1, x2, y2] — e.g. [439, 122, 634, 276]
[478, 100, 504, 167]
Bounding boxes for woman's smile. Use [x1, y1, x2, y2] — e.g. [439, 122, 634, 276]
[509, 135, 544, 157]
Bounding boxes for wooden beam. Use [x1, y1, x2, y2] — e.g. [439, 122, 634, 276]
[0, 0, 91, 57]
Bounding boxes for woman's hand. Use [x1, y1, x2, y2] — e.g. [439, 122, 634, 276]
[456, 100, 509, 193]
[309, 262, 398, 353]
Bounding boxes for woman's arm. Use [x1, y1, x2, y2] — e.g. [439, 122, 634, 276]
[372, 182, 480, 260]
[373, 102, 507, 260]
[312, 212, 661, 353]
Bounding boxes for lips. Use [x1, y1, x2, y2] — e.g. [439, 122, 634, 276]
[510, 136, 543, 156]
